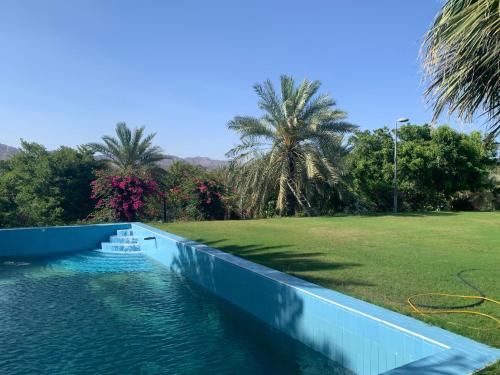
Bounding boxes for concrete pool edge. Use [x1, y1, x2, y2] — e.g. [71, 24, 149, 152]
[131, 222, 500, 375]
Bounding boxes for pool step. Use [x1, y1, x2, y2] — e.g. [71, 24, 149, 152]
[116, 229, 134, 236]
[93, 228, 142, 254]
[101, 242, 141, 252]
[109, 235, 139, 244]
[57, 250, 152, 272]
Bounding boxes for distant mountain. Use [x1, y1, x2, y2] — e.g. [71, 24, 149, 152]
[0, 143, 227, 170]
[0, 143, 19, 160]
[159, 155, 228, 170]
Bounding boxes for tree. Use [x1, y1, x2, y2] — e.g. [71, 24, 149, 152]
[161, 161, 207, 220]
[209, 166, 240, 219]
[163, 161, 208, 191]
[51, 146, 101, 222]
[0, 142, 100, 227]
[422, 0, 500, 137]
[159, 161, 236, 221]
[89, 122, 166, 172]
[347, 124, 496, 211]
[347, 128, 395, 211]
[227, 75, 356, 216]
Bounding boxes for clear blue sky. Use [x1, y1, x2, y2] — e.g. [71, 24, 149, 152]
[0, 1, 475, 159]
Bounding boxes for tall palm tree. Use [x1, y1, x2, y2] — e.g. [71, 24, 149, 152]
[89, 123, 166, 172]
[422, 0, 499, 137]
[227, 75, 356, 216]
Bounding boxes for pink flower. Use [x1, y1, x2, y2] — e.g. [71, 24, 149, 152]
[92, 173, 161, 221]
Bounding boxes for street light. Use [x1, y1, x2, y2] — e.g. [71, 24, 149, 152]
[394, 117, 409, 213]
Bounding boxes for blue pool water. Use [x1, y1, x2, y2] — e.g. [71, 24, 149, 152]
[0, 250, 351, 374]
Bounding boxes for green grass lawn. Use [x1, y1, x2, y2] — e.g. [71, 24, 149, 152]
[151, 212, 500, 353]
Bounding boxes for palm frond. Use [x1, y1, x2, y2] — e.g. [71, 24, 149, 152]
[422, 0, 499, 137]
[88, 123, 165, 172]
[227, 76, 356, 215]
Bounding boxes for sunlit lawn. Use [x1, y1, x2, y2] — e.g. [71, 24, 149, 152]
[152, 212, 499, 355]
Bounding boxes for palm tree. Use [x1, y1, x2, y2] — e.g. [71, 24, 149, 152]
[226, 75, 356, 216]
[89, 123, 166, 172]
[422, 0, 499, 137]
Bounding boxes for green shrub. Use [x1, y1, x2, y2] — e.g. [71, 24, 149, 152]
[0, 142, 100, 227]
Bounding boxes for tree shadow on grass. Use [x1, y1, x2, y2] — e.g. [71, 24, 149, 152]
[315, 211, 459, 218]
[357, 211, 459, 218]
[185, 237, 375, 289]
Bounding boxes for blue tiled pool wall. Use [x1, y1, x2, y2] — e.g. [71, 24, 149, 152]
[0, 223, 130, 257]
[131, 223, 450, 375]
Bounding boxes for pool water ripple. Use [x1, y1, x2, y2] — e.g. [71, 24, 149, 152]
[0, 251, 350, 375]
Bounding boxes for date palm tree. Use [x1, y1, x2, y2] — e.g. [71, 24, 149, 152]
[422, 0, 499, 137]
[89, 122, 166, 172]
[227, 75, 356, 216]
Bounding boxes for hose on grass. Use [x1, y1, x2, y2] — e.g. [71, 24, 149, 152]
[407, 269, 500, 330]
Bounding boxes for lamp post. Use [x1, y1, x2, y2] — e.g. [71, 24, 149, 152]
[394, 117, 409, 213]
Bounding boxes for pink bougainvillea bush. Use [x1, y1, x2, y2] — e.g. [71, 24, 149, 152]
[90, 170, 162, 222]
[190, 179, 226, 219]
[164, 178, 237, 220]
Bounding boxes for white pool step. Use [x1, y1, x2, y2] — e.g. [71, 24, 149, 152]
[109, 235, 139, 244]
[93, 229, 142, 253]
[57, 249, 151, 272]
[101, 242, 141, 252]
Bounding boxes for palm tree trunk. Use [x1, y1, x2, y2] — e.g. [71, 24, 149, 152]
[286, 156, 296, 216]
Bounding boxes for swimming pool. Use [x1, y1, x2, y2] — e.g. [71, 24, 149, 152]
[0, 223, 498, 374]
[0, 251, 346, 374]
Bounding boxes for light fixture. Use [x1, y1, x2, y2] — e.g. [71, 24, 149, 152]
[394, 117, 409, 214]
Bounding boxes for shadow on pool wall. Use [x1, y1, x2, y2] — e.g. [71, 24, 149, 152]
[132, 225, 353, 371]
[171, 239, 306, 336]
[171, 240, 350, 367]
[133, 223, 457, 375]
[130, 222, 500, 375]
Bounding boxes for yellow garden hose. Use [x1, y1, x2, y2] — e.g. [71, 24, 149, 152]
[407, 293, 500, 330]
[406, 270, 500, 331]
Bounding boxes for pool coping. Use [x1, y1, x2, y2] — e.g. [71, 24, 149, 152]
[134, 222, 499, 374]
